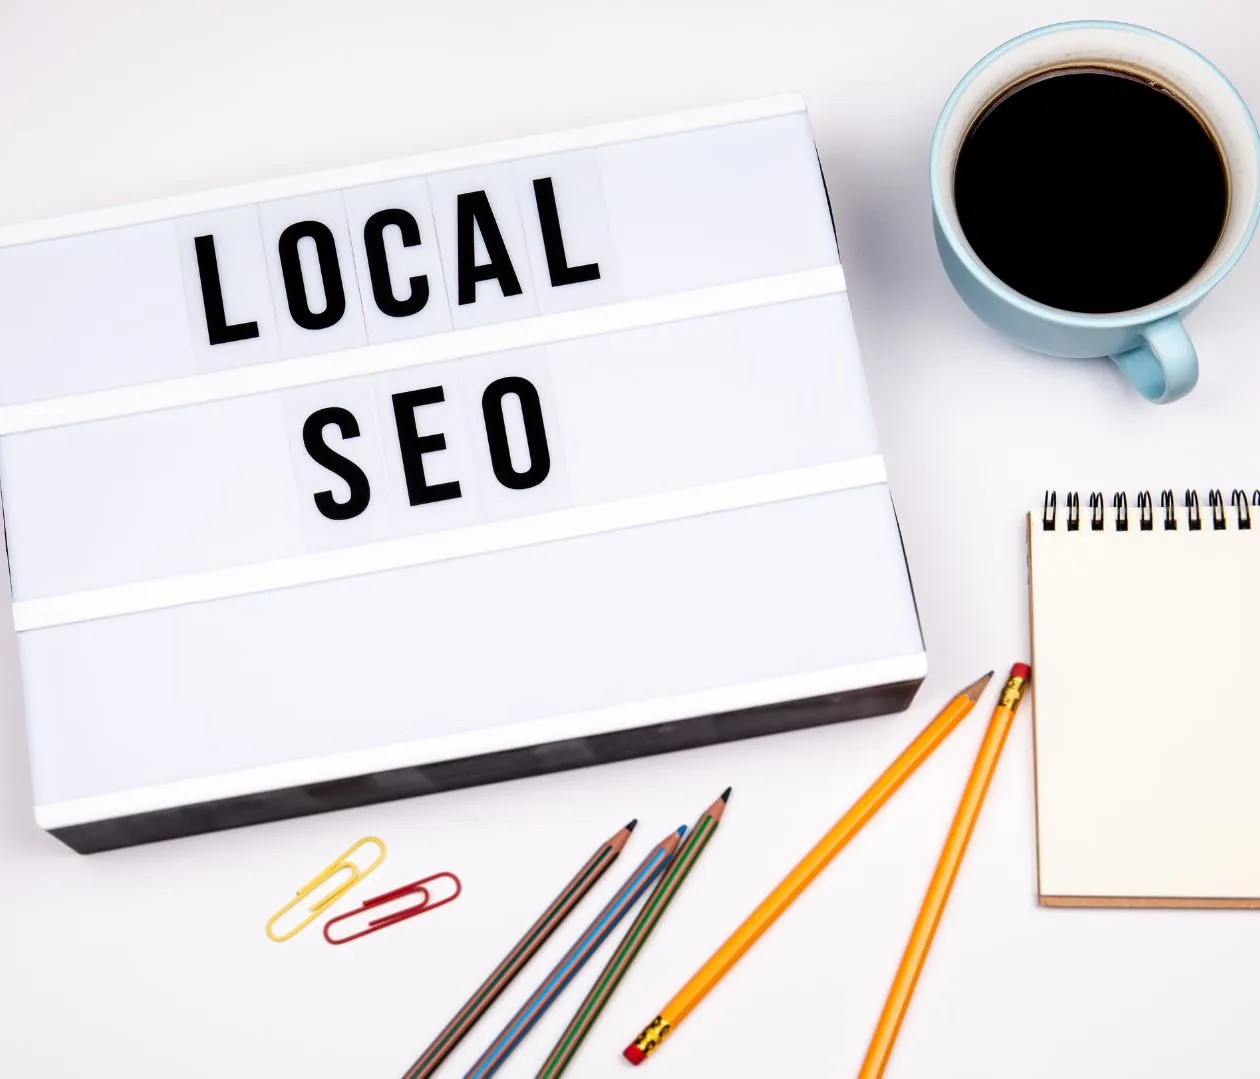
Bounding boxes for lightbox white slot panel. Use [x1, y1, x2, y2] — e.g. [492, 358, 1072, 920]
[0, 293, 875, 602]
[23, 484, 923, 811]
[0, 111, 833, 404]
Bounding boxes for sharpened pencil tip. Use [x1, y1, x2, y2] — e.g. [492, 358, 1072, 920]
[675, 825, 686, 836]
[625, 819, 637, 832]
[720, 786, 732, 802]
[961, 671, 994, 702]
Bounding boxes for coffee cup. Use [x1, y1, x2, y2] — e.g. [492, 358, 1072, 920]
[931, 21, 1259, 403]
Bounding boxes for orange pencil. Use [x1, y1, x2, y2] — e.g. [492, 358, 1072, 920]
[624, 671, 993, 1064]
[857, 663, 1030, 1079]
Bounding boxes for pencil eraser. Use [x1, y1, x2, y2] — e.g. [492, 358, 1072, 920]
[1010, 662, 1032, 680]
[623, 1045, 646, 1066]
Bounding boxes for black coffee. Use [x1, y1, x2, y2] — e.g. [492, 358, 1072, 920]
[954, 68, 1227, 313]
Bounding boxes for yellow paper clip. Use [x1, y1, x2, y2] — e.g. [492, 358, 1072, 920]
[265, 836, 387, 942]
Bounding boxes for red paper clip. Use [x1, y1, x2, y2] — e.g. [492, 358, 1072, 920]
[322, 871, 462, 945]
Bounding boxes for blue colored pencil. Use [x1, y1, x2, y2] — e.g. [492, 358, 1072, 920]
[463, 825, 686, 1079]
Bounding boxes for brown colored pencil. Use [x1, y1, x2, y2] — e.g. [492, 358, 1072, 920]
[400, 820, 636, 1079]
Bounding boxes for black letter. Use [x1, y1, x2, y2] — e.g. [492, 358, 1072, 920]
[391, 388, 462, 506]
[532, 177, 600, 287]
[363, 208, 430, 318]
[456, 191, 523, 305]
[278, 221, 346, 330]
[302, 407, 371, 521]
[481, 376, 551, 490]
[193, 235, 259, 345]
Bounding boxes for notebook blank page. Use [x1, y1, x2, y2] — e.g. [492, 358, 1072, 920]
[1030, 516, 1260, 906]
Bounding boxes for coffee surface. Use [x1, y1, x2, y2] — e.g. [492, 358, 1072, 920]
[955, 69, 1227, 314]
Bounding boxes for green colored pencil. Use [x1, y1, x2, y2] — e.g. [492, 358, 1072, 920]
[535, 789, 731, 1078]
[401, 820, 636, 1079]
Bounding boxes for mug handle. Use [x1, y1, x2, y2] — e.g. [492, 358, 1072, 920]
[1109, 315, 1198, 404]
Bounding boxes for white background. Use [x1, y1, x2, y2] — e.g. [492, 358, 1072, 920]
[1, 1, 1259, 1077]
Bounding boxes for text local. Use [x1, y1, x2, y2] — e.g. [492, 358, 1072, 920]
[194, 177, 592, 523]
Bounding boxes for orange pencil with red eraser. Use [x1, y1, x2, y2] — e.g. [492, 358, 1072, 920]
[623, 671, 994, 1064]
[857, 663, 1031, 1078]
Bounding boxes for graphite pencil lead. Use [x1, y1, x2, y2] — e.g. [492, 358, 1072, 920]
[625, 819, 638, 832]
[961, 671, 994, 702]
[720, 787, 732, 802]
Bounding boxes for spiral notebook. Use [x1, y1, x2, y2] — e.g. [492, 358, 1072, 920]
[1029, 490, 1260, 908]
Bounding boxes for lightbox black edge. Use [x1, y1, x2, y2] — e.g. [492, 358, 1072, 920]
[50, 674, 924, 854]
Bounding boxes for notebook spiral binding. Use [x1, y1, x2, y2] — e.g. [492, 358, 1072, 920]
[1043, 490, 1260, 532]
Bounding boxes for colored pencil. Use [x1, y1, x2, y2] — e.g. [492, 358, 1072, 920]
[465, 825, 685, 1079]
[624, 672, 993, 1064]
[858, 663, 1030, 1079]
[538, 789, 731, 1078]
[400, 821, 636, 1079]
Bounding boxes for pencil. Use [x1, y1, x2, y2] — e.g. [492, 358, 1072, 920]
[624, 672, 993, 1064]
[465, 824, 685, 1079]
[400, 820, 635, 1079]
[537, 790, 731, 1078]
[857, 663, 1030, 1079]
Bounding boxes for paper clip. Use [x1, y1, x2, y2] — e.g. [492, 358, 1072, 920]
[323, 871, 462, 945]
[265, 836, 387, 942]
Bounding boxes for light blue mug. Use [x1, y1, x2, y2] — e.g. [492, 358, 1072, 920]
[931, 21, 1260, 403]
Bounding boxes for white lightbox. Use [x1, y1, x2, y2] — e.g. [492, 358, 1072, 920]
[0, 96, 925, 852]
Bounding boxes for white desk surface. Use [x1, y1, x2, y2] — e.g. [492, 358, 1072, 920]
[2, 2, 1259, 1076]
